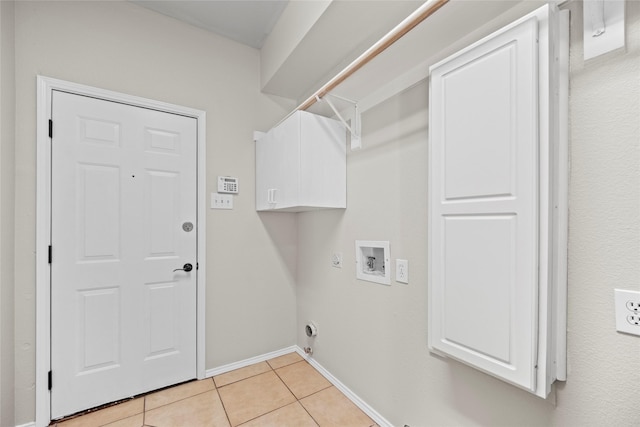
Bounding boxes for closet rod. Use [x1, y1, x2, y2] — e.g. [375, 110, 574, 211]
[296, 0, 449, 112]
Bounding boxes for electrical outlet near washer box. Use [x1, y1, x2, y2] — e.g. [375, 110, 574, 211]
[396, 259, 408, 284]
[614, 289, 640, 336]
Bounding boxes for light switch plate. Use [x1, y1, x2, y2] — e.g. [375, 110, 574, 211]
[211, 192, 233, 210]
[331, 252, 343, 268]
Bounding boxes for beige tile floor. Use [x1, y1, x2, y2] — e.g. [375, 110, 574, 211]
[51, 352, 377, 427]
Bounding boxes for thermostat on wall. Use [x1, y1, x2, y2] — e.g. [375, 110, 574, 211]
[217, 176, 238, 194]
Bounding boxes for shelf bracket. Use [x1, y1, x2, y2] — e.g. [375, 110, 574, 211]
[583, 0, 625, 60]
[316, 94, 362, 150]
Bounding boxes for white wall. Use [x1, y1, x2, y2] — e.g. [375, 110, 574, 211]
[5, 0, 640, 425]
[0, 1, 16, 426]
[297, 1, 640, 426]
[11, 1, 297, 423]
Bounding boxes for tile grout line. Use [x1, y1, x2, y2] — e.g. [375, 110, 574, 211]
[298, 383, 334, 400]
[145, 389, 213, 413]
[142, 378, 219, 426]
[230, 362, 293, 426]
[215, 357, 302, 390]
[230, 356, 308, 426]
[271, 359, 328, 427]
[214, 387, 234, 427]
[266, 357, 302, 371]
[214, 362, 273, 389]
[272, 362, 304, 400]
[232, 372, 309, 427]
[65, 355, 332, 427]
[298, 401, 321, 427]
[273, 359, 334, 402]
[234, 402, 297, 427]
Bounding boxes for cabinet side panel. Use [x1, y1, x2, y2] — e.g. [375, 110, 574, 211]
[255, 131, 273, 211]
[276, 111, 301, 208]
[299, 111, 346, 208]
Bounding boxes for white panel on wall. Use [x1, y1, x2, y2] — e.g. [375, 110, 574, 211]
[429, 4, 568, 398]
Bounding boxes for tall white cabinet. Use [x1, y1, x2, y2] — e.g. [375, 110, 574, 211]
[428, 4, 568, 398]
[256, 110, 346, 212]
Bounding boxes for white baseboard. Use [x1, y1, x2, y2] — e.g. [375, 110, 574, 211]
[16, 422, 36, 427]
[294, 346, 393, 427]
[204, 345, 299, 378]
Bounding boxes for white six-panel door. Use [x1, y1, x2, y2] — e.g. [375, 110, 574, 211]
[50, 91, 197, 418]
[428, 17, 539, 392]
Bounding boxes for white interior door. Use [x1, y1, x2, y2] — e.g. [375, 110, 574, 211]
[50, 91, 198, 418]
[428, 17, 539, 391]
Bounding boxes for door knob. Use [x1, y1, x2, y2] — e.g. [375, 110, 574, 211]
[173, 263, 193, 272]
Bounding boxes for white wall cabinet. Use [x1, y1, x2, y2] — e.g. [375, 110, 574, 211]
[428, 4, 568, 398]
[256, 110, 346, 212]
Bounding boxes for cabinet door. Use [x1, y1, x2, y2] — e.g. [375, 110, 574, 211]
[255, 113, 300, 210]
[428, 17, 539, 392]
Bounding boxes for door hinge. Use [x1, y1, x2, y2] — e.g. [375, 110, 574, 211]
[48, 371, 52, 390]
[48, 245, 52, 264]
[48, 120, 53, 139]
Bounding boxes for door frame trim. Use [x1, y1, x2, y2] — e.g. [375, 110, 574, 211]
[35, 76, 207, 425]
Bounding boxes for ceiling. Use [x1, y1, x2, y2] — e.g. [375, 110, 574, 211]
[128, 1, 534, 109]
[130, 0, 426, 103]
[131, 0, 289, 49]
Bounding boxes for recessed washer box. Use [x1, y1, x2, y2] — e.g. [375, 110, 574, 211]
[355, 240, 390, 285]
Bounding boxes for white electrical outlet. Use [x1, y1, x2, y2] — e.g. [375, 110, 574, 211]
[627, 300, 640, 314]
[614, 289, 640, 336]
[396, 259, 408, 284]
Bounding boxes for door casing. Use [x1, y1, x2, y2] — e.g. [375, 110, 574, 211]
[35, 76, 207, 426]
